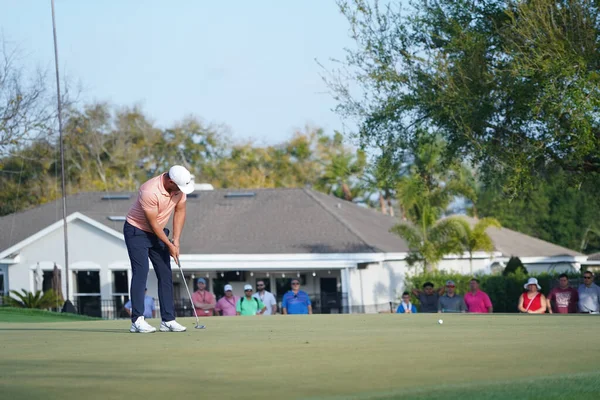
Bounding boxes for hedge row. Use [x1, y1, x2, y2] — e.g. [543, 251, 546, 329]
[403, 270, 589, 313]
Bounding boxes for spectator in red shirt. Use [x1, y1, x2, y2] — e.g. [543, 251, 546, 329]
[546, 273, 579, 314]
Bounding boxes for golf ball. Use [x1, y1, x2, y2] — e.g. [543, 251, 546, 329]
[438, 319, 443, 324]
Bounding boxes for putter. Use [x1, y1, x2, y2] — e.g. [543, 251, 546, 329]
[174, 256, 206, 329]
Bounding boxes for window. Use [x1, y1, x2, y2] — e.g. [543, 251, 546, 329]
[42, 271, 53, 292]
[73, 271, 101, 318]
[112, 271, 128, 294]
[0, 273, 4, 297]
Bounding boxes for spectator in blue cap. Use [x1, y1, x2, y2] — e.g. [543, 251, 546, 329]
[191, 277, 216, 317]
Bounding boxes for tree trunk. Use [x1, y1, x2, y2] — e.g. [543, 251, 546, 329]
[379, 192, 387, 214]
[387, 195, 394, 217]
[342, 182, 353, 201]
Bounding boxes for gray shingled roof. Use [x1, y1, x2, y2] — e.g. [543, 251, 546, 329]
[0, 189, 584, 258]
[455, 215, 584, 257]
[0, 188, 407, 254]
[587, 252, 600, 261]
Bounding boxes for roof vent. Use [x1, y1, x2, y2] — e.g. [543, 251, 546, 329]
[224, 192, 256, 198]
[102, 195, 131, 200]
[107, 216, 127, 221]
[195, 183, 214, 191]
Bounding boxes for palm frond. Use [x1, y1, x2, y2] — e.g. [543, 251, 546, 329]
[390, 223, 423, 250]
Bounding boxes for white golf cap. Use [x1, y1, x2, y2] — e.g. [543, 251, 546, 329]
[224, 284, 233, 292]
[168, 165, 195, 195]
[244, 284, 253, 291]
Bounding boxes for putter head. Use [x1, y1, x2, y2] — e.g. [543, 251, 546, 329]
[195, 324, 206, 329]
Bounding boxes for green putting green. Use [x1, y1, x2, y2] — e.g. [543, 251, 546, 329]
[1, 313, 599, 400]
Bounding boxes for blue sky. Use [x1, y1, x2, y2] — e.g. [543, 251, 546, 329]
[1, 0, 357, 145]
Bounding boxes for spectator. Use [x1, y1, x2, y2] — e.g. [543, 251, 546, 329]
[438, 280, 466, 313]
[464, 278, 493, 313]
[215, 284, 239, 316]
[253, 280, 277, 315]
[411, 282, 444, 313]
[546, 273, 578, 314]
[124, 288, 156, 319]
[191, 278, 216, 317]
[236, 284, 267, 316]
[578, 271, 600, 314]
[282, 278, 312, 315]
[396, 291, 417, 313]
[518, 278, 547, 314]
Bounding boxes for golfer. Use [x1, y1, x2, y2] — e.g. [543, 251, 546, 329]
[123, 165, 194, 333]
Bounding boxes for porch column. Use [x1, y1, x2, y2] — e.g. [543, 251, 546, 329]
[341, 267, 352, 314]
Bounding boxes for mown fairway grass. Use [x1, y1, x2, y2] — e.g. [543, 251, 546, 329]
[1, 312, 599, 400]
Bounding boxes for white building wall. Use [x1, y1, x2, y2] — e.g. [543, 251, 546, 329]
[436, 258, 491, 275]
[7, 219, 130, 301]
[347, 261, 408, 310]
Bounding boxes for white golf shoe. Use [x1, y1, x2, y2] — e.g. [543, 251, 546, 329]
[130, 316, 156, 333]
[160, 320, 187, 332]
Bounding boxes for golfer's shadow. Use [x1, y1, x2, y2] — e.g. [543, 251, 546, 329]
[0, 327, 128, 334]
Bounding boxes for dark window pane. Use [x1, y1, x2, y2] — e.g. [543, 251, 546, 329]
[112, 271, 128, 294]
[76, 271, 100, 293]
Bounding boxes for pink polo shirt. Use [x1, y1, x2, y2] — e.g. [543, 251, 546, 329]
[126, 173, 186, 233]
[215, 296, 239, 316]
[464, 290, 492, 313]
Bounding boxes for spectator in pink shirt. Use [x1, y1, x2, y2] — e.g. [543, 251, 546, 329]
[464, 278, 493, 313]
[215, 284, 238, 316]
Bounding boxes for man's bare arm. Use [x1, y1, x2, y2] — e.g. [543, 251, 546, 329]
[172, 199, 186, 247]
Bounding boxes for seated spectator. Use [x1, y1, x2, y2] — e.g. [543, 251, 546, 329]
[546, 273, 578, 314]
[236, 284, 267, 316]
[578, 271, 600, 314]
[518, 278, 547, 314]
[464, 278, 493, 313]
[438, 280, 466, 313]
[396, 291, 417, 314]
[215, 284, 239, 316]
[282, 278, 312, 314]
[124, 288, 155, 319]
[411, 282, 444, 313]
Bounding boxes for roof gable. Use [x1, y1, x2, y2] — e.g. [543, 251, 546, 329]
[0, 212, 124, 260]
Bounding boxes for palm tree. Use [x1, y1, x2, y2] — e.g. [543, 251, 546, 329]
[447, 217, 502, 274]
[390, 215, 465, 272]
[3, 289, 62, 309]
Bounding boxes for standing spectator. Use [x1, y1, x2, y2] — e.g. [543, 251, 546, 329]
[396, 292, 417, 314]
[518, 278, 547, 314]
[253, 280, 277, 315]
[578, 271, 600, 314]
[438, 280, 467, 313]
[411, 282, 444, 313]
[191, 278, 216, 317]
[546, 273, 579, 314]
[124, 288, 156, 319]
[282, 278, 312, 315]
[237, 284, 267, 316]
[215, 284, 239, 316]
[464, 278, 493, 313]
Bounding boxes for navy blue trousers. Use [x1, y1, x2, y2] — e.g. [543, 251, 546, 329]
[123, 221, 175, 323]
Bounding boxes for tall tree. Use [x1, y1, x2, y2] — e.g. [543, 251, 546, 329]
[447, 217, 502, 274]
[328, 0, 600, 197]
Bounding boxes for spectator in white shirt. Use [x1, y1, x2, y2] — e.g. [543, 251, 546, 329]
[253, 280, 277, 315]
